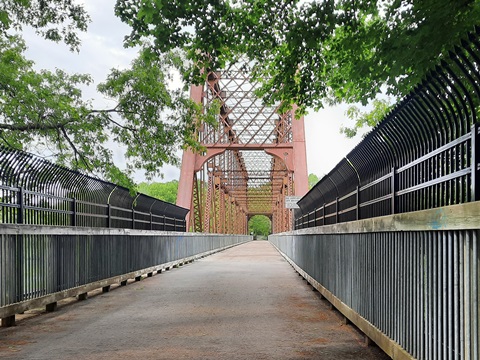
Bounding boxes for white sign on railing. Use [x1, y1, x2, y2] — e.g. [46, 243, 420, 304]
[285, 196, 302, 209]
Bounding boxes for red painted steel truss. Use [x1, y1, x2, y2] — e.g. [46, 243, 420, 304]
[177, 63, 308, 234]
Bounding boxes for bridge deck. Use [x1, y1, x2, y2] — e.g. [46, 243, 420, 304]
[0, 241, 388, 359]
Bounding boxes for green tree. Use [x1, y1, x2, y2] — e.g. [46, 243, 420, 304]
[0, 37, 218, 187]
[308, 173, 320, 190]
[248, 215, 271, 237]
[137, 180, 179, 204]
[340, 98, 393, 138]
[2, 1, 478, 188]
[116, 0, 480, 114]
[0, 0, 89, 51]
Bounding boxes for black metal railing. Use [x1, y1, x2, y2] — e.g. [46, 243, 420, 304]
[0, 146, 188, 231]
[295, 26, 480, 229]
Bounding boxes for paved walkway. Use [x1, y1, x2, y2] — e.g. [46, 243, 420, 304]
[0, 241, 389, 360]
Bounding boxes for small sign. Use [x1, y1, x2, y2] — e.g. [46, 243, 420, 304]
[285, 196, 302, 209]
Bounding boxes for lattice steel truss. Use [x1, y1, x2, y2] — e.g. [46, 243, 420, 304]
[177, 62, 308, 234]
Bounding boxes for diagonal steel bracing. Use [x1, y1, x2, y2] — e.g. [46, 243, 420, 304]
[177, 62, 308, 234]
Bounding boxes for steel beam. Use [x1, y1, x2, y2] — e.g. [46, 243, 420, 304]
[178, 62, 308, 234]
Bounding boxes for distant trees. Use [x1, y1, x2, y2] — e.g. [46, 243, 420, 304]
[248, 215, 271, 237]
[137, 180, 179, 204]
[308, 173, 320, 190]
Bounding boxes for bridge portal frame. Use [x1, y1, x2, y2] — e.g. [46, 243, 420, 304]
[177, 68, 308, 234]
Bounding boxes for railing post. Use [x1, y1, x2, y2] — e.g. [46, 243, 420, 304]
[71, 198, 76, 227]
[335, 197, 339, 224]
[174, 218, 177, 232]
[472, 123, 480, 201]
[107, 204, 111, 228]
[14, 187, 24, 308]
[391, 167, 396, 214]
[356, 186, 360, 220]
[322, 204, 325, 226]
[17, 187, 24, 224]
[163, 215, 166, 231]
[132, 209, 135, 229]
[150, 212, 153, 230]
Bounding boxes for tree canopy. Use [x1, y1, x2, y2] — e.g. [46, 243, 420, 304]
[116, 0, 480, 114]
[248, 215, 271, 237]
[340, 98, 393, 138]
[137, 180, 179, 204]
[0, 35, 217, 187]
[0, 0, 90, 51]
[308, 173, 320, 189]
[1, 0, 478, 187]
[0, 1, 219, 188]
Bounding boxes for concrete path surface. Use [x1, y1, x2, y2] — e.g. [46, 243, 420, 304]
[0, 241, 389, 360]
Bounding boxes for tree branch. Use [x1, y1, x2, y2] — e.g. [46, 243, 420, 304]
[0, 131, 16, 148]
[59, 125, 92, 172]
[0, 120, 70, 132]
[88, 108, 140, 132]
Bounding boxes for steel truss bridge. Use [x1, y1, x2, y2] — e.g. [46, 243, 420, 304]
[177, 62, 308, 234]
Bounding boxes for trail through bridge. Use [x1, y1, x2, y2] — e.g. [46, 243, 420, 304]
[1, 241, 388, 360]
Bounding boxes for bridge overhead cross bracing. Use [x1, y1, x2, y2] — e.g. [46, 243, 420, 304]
[177, 61, 308, 234]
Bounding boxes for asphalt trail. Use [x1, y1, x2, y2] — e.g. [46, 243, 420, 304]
[0, 241, 389, 359]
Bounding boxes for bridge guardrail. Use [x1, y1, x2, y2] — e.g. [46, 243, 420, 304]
[296, 26, 480, 229]
[0, 146, 188, 230]
[271, 202, 479, 360]
[0, 225, 251, 326]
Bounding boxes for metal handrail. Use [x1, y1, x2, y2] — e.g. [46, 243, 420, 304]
[0, 150, 188, 231]
[296, 26, 480, 228]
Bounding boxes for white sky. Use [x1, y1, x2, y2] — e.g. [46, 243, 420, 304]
[22, 0, 364, 183]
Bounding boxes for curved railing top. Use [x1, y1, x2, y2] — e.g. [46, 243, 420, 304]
[0, 145, 189, 220]
[298, 25, 480, 219]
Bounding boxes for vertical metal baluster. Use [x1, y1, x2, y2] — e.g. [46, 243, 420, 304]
[442, 232, 448, 359]
[384, 233, 388, 337]
[437, 231, 443, 359]
[409, 233, 414, 353]
[428, 232, 433, 360]
[453, 231, 460, 360]
[472, 230, 479, 360]
[459, 232, 465, 360]
[464, 232, 471, 359]
[403, 233, 407, 349]
[420, 232, 425, 359]
[447, 232, 453, 360]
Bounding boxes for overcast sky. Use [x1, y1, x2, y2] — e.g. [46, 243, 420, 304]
[22, 0, 364, 183]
